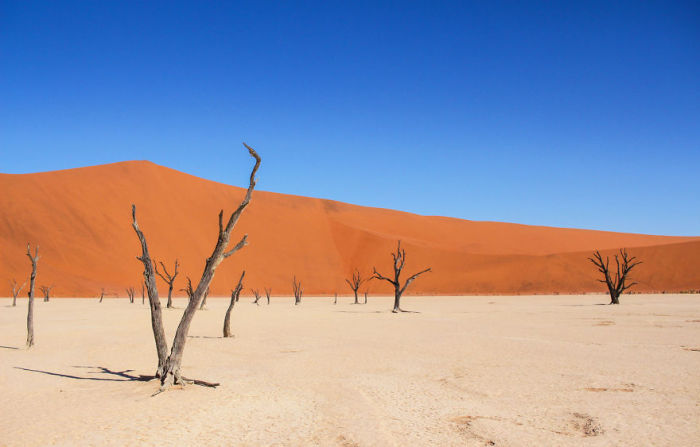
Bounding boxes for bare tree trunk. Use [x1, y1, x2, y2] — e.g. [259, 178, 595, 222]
[158, 143, 260, 389]
[99, 288, 105, 303]
[11, 279, 26, 307]
[293, 276, 303, 305]
[131, 206, 169, 378]
[199, 286, 210, 310]
[364, 291, 368, 304]
[126, 287, 135, 303]
[26, 244, 39, 348]
[373, 241, 431, 313]
[265, 287, 271, 305]
[142, 282, 145, 304]
[223, 271, 245, 338]
[39, 285, 53, 302]
[333, 292, 337, 304]
[155, 259, 179, 309]
[588, 249, 642, 305]
[252, 289, 261, 305]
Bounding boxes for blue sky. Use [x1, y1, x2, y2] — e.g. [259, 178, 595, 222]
[1, 1, 698, 236]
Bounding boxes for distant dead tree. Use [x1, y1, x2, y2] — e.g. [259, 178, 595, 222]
[264, 287, 271, 305]
[372, 241, 431, 313]
[39, 285, 53, 302]
[252, 289, 262, 305]
[99, 288, 106, 303]
[345, 269, 369, 304]
[198, 286, 211, 310]
[588, 249, 642, 304]
[224, 271, 245, 338]
[26, 244, 39, 348]
[292, 276, 303, 305]
[363, 290, 368, 304]
[10, 279, 27, 307]
[141, 282, 145, 304]
[131, 143, 260, 390]
[126, 287, 136, 303]
[155, 259, 179, 308]
[333, 292, 337, 304]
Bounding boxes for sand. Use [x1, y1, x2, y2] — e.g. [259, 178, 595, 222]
[1, 161, 699, 297]
[1, 294, 698, 446]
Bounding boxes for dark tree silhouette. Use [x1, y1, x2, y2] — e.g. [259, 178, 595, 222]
[252, 289, 262, 305]
[372, 241, 431, 313]
[39, 285, 53, 302]
[345, 269, 368, 304]
[155, 259, 180, 309]
[99, 288, 106, 303]
[141, 282, 145, 304]
[126, 287, 136, 303]
[292, 276, 303, 305]
[26, 244, 39, 348]
[131, 143, 260, 390]
[10, 279, 27, 307]
[588, 249, 642, 304]
[264, 287, 271, 305]
[333, 292, 337, 305]
[224, 271, 245, 338]
[363, 290, 368, 304]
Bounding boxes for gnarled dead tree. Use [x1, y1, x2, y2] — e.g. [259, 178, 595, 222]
[11, 279, 27, 307]
[39, 285, 53, 302]
[26, 244, 39, 348]
[264, 287, 271, 305]
[588, 249, 642, 304]
[155, 259, 179, 308]
[345, 269, 368, 304]
[224, 271, 245, 338]
[292, 276, 303, 305]
[131, 143, 260, 390]
[372, 241, 431, 313]
[126, 287, 136, 303]
[252, 289, 261, 305]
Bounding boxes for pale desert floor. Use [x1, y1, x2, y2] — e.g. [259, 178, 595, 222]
[1, 295, 699, 446]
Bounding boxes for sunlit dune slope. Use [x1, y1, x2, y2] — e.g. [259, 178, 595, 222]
[0, 161, 697, 297]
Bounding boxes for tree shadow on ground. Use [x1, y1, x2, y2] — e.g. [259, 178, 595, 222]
[0, 345, 20, 350]
[14, 365, 154, 382]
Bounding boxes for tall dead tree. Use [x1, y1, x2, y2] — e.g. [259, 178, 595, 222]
[126, 287, 136, 303]
[264, 287, 271, 305]
[588, 249, 642, 304]
[224, 271, 245, 338]
[252, 289, 261, 305]
[345, 269, 368, 304]
[39, 285, 53, 302]
[99, 288, 106, 303]
[131, 143, 260, 390]
[155, 259, 179, 308]
[10, 279, 27, 307]
[292, 276, 303, 305]
[26, 244, 39, 348]
[372, 241, 431, 313]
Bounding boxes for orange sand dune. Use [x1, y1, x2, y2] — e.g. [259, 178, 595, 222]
[0, 161, 698, 297]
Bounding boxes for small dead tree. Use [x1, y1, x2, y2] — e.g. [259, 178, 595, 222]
[26, 244, 39, 348]
[292, 276, 303, 305]
[99, 288, 106, 303]
[141, 282, 146, 304]
[252, 289, 261, 305]
[39, 285, 53, 302]
[10, 279, 27, 307]
[333, 292, 337, 304]
[224, 271, 245, 338]
[155, 259, 179, 309]
[588, 249, 642, 304]
[372, 241, 431, 313]
[181, 277, 194, 300]
[126, 287, 136, 303]
[345, 269, 368, 304]
[363, 290, 368, 304]
[131, 143, 260, 390]
[198, 286, 211, 310]
[264, 287, 271, 305]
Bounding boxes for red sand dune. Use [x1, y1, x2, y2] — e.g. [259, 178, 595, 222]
[1, 161, 698, 297]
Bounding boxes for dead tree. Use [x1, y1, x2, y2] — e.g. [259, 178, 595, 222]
[99, 288, 106, 303]
[292, 276, 303, 305]
[26, 244, 39, 348]
[363, 290, 368, 304]
[198, 286, 211, 310]
[10, 279, 27, 307]
[155, 259, 179, 308]
[372, 241, 431, 313]
[223, 271, 245, 338]
[252, 289, 261, 305]
[126, 287, 136, 303]
[588, 249, 642, 304]
[264, 287, 271, 305]
[141, 282, 145, 304]
[39, 285, 53, 302]
[181, 277, 194, 300]
[345, 269, 368, 304]
[333, 292, 337, 304]
[131, 143, 260, 390]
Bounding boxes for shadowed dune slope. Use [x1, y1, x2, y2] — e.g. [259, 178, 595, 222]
[0, 161, 698, 297]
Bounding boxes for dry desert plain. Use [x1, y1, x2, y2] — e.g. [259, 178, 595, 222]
[1, 294, 699, 446]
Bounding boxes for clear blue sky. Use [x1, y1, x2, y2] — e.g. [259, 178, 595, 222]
[1, 1, 698, 236]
